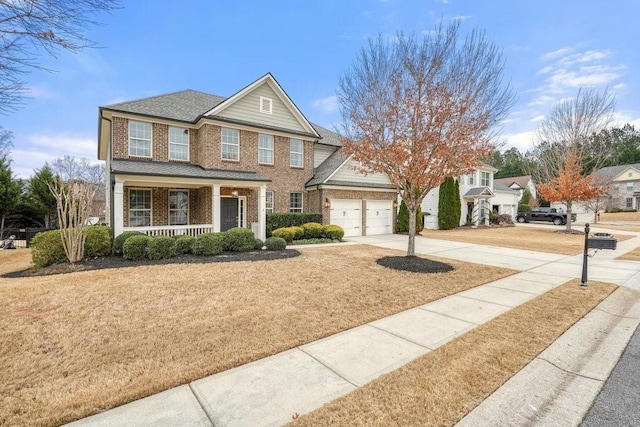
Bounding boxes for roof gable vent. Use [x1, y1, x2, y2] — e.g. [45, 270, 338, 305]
[260, 96, 272, 114]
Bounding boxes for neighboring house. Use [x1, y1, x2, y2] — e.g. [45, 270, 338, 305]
[421, 165, 520, 229]
[595, 163, 640, 211]
[494, 175, 537, 200]
[97, 73, 397, 240]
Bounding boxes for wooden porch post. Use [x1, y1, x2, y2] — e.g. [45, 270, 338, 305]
[258, 185, 267, 240]
[113, 179, 124, 237]
[212, 184, 221, 232]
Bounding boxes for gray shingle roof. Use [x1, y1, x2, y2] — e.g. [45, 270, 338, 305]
[463, 187, 494, 197]
[492, 181, 516, 192]
[112, 160, 270, 182]
[596, 163, 640, 180]
[494, 175, 532, 189]
[306, 149, 348, 187]
[103, 90, 225, 123]
[311, 123, 342, 147]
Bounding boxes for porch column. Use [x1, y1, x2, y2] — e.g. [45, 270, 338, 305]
[113, 179, 124, 237]
[258, 185, 267, 240]
[212, 184, 221, 232]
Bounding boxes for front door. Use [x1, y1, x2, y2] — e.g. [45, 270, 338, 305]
[221, 198, 238, 231]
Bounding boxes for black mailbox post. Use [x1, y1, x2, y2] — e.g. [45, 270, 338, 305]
[581, 223, 618, 287]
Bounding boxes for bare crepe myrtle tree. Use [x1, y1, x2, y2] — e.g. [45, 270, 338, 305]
[0, 0, 119, 113]
[338, 21, 515, 256]
[47, 156, 105, 263]
[534, 88, 615, 231]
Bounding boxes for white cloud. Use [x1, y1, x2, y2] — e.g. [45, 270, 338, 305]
[312, 95, 339, 113]
[613, 111, 640, 128]
[613, 82, 626, 90]
[531, 115, 545, 122]
[451, 14, 471, 21]
[504, 130, 536, 152]
[539, 47, 571, 61]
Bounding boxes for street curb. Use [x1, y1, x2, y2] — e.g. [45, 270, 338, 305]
[456, 287, 640, 427]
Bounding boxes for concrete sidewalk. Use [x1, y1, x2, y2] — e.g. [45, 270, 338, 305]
[67, 232, 640, 427]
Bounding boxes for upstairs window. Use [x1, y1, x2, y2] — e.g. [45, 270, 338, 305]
[289, 192, 303, 212]
[290, 139, 303, 168]
[468, 173, 475, 186]
[258, 134, 274, 165]
[265, 190, 274, 213]
[481, 171, 490, 187]
[169, 127, 189, 161]
[221, 128, 239, 161]
[129, 121, 152, 157]
[627, 182, 634, 190]
[260, 96, 272, 114]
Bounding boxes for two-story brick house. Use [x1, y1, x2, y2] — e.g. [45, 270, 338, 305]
[98, 73, 397, 240]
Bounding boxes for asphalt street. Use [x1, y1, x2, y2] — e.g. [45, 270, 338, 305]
[581, 323, 640, 427]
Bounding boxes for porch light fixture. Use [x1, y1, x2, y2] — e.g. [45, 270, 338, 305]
[324, 198, 330, 209]
[231, 189, 239, 197]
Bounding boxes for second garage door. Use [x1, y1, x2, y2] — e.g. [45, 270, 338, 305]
[366, 200, 393, 235]
[330, 199, 362, 237]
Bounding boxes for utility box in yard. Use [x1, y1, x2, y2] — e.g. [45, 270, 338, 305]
[587, 236, 617, 250]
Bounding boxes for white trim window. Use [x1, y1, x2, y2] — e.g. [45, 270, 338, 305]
[129, 121, 152, 157]
[169, 190, 189, 225]
[260, 96, 272, 114]
[290, 139, 303, 168]
[258, 134, 274, 165]
[221, 128, 240, 161]
[169, 127, 189, 161]
[129, 189, 152, 226]
[468, 173, 475, 186]
[481, 171, 490, 187]
[626, 197, 634, 209]
[265, 190, 274, 213]
[627, 182, 634, 191]
[289, 192, 303, 212]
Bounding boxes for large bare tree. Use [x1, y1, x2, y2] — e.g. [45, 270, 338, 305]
[48, 156, 105, 263]
[0, 0, 119, 113]
[533, 88, 615, 231]
[338, 21, 515, 256]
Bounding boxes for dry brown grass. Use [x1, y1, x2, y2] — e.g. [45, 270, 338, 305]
[291, 279, 617, 426]
[600, 212, 640, 222]
[0, 246, 514, 426]
[420, 226, 632, 255]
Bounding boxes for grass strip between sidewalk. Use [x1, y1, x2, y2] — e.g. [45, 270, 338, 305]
[291, 279, 617, 427]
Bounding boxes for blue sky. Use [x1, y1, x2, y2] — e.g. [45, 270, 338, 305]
[3, 0, 639, 178]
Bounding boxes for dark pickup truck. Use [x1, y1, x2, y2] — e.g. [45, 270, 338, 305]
[516, 207, 577, 225]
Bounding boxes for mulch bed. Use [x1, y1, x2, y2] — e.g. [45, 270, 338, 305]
[376, 255, 454, 273]
[3, 249, 301, 278]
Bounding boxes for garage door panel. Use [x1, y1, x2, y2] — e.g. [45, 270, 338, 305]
[366, 200, 393, 235]
[330, 199, 362, 237]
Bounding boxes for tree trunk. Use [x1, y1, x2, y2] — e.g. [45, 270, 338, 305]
[407, 205, 416, 256]
[565, 201, 573, 231]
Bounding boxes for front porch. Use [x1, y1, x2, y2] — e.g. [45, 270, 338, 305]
[112, 174, 268, 240]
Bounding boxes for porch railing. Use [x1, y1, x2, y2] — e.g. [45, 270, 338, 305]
[123, 224, 214, 237]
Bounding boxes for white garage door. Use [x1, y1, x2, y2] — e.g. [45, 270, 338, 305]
[366, 200, 393, 235]
[330, 199, 362, 237]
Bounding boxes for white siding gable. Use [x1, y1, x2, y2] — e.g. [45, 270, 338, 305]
[314, 145, 336, 168]
[329, 159, 392, 185]
[614, 167, 640, 182]
[215, 83, 307, 133]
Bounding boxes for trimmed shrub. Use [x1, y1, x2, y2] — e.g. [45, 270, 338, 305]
[31, 229, 66, 268]
[492, 214, 514, 225]
[84, 226, 112, 258]
[175, 235, 195, 254]
[302, 222, 324, 239]
[272, 227, 295, 243]
[123, 235, 151, 261]
[147, 236, 177, 260]
[265, 236, 287, 251]
[223, 227, 255, 252]
[113, 230, 145, 255]
[290, 226, 304, 240]
[323, 224, 344, 241]
[254, 238, 264, 250]
[266, 213, 323, 237]
[192, 232, 224, 256]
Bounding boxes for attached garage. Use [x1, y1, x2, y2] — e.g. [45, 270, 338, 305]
[366, 200, 393, 235]
[329, 199, 362, 237]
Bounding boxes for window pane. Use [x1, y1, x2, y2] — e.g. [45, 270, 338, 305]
[129, 211, 150, 227]
[266, 191, 274, 213]
[129, 122, 152, 157]
[169, 191, 188, 225]
[169, 127, 189, 160]
[258, 134, 274, 164]
[222, 128, 239, 160]
[290, 139, 303, 167]
[289, 192, 302, 212]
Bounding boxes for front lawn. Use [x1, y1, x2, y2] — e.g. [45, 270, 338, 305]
[421, 226, 632, 255]
[0, 245, 514, 426]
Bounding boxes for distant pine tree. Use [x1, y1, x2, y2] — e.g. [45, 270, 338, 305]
[438, 177, 458, 229]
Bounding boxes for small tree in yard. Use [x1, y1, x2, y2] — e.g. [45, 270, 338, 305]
[338, 21, 514, 256]
[48, 156, 105, 263]
[438, 177, 459, 230]
[534, 88, 615, 231]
